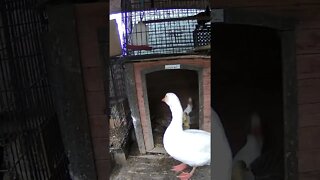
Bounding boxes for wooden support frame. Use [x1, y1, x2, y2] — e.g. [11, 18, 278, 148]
[124, 55, 211, 154]
[141, 64, 204, 152]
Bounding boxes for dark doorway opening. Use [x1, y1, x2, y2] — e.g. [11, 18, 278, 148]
[212, 24, 284, 179]
[145, 69, 199, 148]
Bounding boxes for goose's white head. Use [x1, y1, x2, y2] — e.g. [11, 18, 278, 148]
[162, 92, 180, 108]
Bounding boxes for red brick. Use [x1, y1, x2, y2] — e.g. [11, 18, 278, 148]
[75, 3, 106, 68]
[89, 115, 108, 138]
[82, 67, 105, 92]
[95, 159, 111, 180]
[92, 138, 109, 160]
[86, 91, 107, 116]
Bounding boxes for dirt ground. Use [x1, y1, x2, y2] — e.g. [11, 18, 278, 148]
[110, 142, 211, 180]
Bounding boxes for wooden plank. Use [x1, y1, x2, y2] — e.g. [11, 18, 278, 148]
[296, 29, 320, 55]
[212, 4, 320, 30]
[137, 64, 154, 151]
[297, 0, 320, 4]
[299, 171, 320, 180]
[299, 103, 320, 127]
[124, 63, 147, 154]
[298, 150, 320, 173]
[212, 0, 298, 8]
[221, 8, 295, 30]
[299, 126, 320, 150]
[296, 5, 320, 29]
[241, 5, 320, 30]
[299, 103, 320, 115]
[298, 79, 320, 104]
[297, 54, 320, 79]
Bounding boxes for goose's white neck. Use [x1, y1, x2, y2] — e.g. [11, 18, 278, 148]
[167, 103, 184, 131]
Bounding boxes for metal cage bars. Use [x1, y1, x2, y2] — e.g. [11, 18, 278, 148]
[0, 0, 70, 179]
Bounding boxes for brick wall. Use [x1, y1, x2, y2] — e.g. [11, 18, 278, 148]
[74, 3, 110, 180]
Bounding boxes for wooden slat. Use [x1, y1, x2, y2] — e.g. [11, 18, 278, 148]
[299, 126, 320, 150]
[297, 54, 320, 79]
[298, 79, 320, 104]
[297, 0, 320, 4]
[124, 63, 147, 154]
[212, 4, 320, 30]
[299, 171, 320, 180]
[212, 0, 298, 8]
[296, 29, 320, 55]
[296, 5, 320, 29]
[298, 149, 320, 173]
[134, 63, 154, 151]
[299, 103, 320, 127]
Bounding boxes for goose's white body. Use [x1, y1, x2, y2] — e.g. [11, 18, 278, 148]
[164, 128, 211, 166]
[232, 113, 263, 180]
[162, 92, 232, 180]
[212, 108, 233, 180]
[163, 93, 210, 167]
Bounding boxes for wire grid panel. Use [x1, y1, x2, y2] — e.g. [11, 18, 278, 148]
[122, 8, 204, 56]
[0, 0, 70, 179]
[109, 60, 129, 126]
[109, 62, 127, 101]
[193, 25, 211, 47]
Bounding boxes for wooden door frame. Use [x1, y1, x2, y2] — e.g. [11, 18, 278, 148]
[141, 64, 203, 153]
[211, 8, 298, 180]
[125, 59, 207, 154]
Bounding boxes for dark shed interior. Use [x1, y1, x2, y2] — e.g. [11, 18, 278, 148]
[145, 69, 199, 146]
[212, 24, 284, 179]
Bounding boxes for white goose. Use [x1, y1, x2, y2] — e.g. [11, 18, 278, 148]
[162, 92, 232, 180]
[232, 112, 263, 180]
[212, 106, 233, 180]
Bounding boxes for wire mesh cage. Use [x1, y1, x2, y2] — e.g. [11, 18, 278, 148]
[193, 25, 211, 47]
[109, 59, 132, 153]
[0, 0, 70, 179]
[120, 0, 211, 56]
[109, 60, 129, 128]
